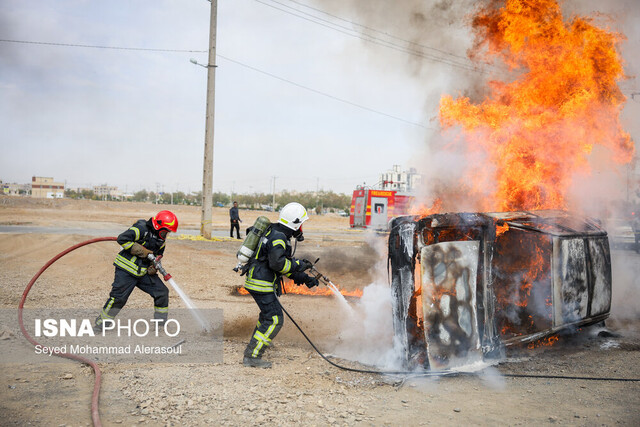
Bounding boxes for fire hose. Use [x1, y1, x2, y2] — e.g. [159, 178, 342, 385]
[18, 236, 117, 427]
[276, 264, 640, 382]
[18, 238, 640, 425]
[276, 296, 640, 381]
[278, 260, 453, 377]
[18, 236, 212, 427]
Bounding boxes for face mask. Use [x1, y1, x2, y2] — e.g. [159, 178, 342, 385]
[158, 229, 169, 240]
[293, 227, 304, 242]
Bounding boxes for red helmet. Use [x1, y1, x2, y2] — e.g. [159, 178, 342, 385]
[152, 210, 178, 233]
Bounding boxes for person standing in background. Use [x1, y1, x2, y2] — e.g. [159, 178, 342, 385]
[230, 201, 241, 239]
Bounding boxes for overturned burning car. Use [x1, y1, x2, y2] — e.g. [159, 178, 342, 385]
[389, 210, 611, 370]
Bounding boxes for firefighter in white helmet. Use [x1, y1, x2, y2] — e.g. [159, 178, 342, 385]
[242, 202, 318, 368]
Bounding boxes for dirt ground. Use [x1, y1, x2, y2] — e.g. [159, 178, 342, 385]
[0, 196, 639, 426]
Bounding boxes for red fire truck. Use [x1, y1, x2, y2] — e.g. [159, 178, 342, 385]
[349, 188, 413, 229]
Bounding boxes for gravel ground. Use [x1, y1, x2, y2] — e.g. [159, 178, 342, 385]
[1, 197, 639, 426]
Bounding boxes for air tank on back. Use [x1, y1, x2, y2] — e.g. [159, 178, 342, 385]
[233, 216, 271, 271]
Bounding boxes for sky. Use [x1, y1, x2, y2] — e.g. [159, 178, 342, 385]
[0, 0, 638, 196]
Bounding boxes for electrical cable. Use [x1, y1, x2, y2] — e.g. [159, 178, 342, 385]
[274, 292, 640, 383]
[0, 38, 430, 130]
[499, 373, 640, 382]
[274, 292, 453, 377]
[18, 236, 118, 427]
[0, 38, 206, 53]
[282, 0, 474, 63]
[21, 235, 639, 427]
[254, 0, 481, 73]
[253, 0, 488, 75]
[216, 54, 432, 129]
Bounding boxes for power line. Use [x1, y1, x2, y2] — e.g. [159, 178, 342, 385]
[0, 38, 207, 53]
[254, 0, 479, 73]
[253, 0, 492, 75]
[0, 38, 431, 129]
[217, 54, 431, 129]
[282, 0, 473, 64]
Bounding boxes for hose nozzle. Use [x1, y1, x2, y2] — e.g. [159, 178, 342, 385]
[147, 254, 171, 280]
[308, 258, 331, 284]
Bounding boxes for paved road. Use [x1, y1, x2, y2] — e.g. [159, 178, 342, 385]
[0, 224, 368, 242]
[0, 225, 207, 237]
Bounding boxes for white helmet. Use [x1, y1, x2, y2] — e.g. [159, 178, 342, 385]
[278, 202, 309, 231]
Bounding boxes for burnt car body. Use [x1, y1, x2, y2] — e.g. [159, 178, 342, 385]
[388, 210, 611, 370]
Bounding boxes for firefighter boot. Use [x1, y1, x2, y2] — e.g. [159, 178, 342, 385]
[243, 356, 272, 369]
[93, 318, 103, 335]
[93, 315, 110, 335]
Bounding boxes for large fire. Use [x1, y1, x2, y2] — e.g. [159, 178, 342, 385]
[435, 0, 635, 213]
[404, 0, 634, 353]
[237, 279, 363, 298]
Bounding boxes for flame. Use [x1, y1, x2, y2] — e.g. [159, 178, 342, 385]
[527, 335, 560, 349]
[412, 261, 424, 330]
[410, 198, 442, 218]
[496, 222, 509, 237]
[493, 229, 553, 338]
[437, 0, 634, 212]
[237, 279, 363, 298]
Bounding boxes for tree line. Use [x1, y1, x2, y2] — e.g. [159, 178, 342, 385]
[64, 189, 352, 212]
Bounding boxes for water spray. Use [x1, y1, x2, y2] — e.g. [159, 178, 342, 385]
[147, 254, 210, 332]
[307, 259, 355, 316]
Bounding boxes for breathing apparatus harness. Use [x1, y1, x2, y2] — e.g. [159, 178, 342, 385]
[233, 216, 304, 276]
[233, 216, 271, 275]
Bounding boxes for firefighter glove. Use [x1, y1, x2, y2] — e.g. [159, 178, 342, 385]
[147, 265, 157, 275]
[298, 259, 313, 272]
[130, 242, 153, 258]
[305, 276, 319, 288]
[289, 271, 307, 285]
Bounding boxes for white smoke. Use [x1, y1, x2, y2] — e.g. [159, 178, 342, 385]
[329, 232, 406, 369]
[310, 0, 638, 216]
[320, 0, 640, 366]
[477, 366, 506, 390]
[331, 281, 402, 369]
[610, 251, 640, 322]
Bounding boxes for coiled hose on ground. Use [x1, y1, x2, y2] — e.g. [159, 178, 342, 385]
[18, 236, 117, 427]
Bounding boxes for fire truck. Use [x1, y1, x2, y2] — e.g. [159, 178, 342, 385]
[349, 188, 413, 229]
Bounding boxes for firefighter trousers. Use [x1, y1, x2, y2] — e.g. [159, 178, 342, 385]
[244, 291, 283, 359]
[96, 267, 169, 326]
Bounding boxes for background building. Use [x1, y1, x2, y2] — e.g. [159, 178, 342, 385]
[2, 181, 31, 195]
[31, 176, 64, 198]
[93, 184, 122, 200]
[379, 165, 422, 192]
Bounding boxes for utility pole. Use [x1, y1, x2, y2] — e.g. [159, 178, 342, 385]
[200, 0, 218, 239]
[272, 176, 277, 211]
[316, 177, 320, 215]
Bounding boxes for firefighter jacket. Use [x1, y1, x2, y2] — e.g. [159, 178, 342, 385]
[244, 223, 305, 294]
[114, 219, 166, 277]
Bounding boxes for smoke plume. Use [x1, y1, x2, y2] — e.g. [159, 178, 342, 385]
[328, 232, 405, 369]
[308, 0, 640, 367]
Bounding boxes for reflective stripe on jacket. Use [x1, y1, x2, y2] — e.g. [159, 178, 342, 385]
[243, 225, 302, 293]
[114, 219, 166, 277]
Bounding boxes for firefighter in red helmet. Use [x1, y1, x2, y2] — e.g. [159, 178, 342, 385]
[94, 210, 179, 330]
